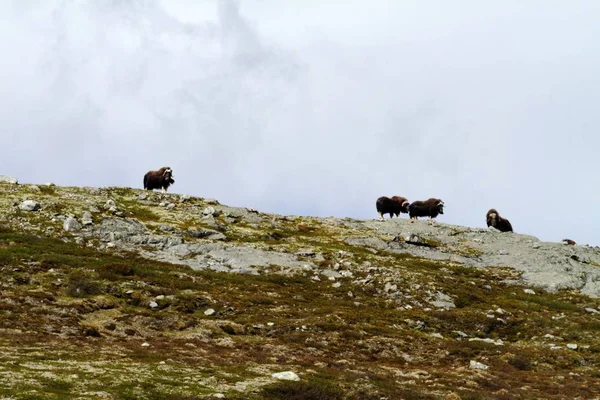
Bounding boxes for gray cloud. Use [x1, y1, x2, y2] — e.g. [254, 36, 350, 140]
[2, 0, 599, 245]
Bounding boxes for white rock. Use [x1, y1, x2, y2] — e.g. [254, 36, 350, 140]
[19, 200, 40, 211]
[332, 282, 341, 288]
[141, 342, 150, 347]
[272, 371, 300, 381]
[204, 308, 216, 316]
[81, 211, 93, 225]
[499, 250, 509, 255]
[523, 289, 536, 295]
[63, 217, 82, 232]
[212, 395, 225, 399]
[155, 295, 165, 300]
[469, 360, 489, 370]
[149, 301, 159, 309]
[567, 343, 578, 350]
[0, 175, 18, 184]
[267, 322, 275, 326]
[585, 307, 599, 314]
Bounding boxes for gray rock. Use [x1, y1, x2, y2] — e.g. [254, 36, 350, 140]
[430, 291, 455, 309]
[204, 308, 216, 316]
[0, 175, 18, 184]
[19, 200, 40, 211]
[523, 289, 536, 295]
[63, 217, 82, 232]
[81, 211, 93, 226]
[585, 307, 599, 314]
[567, 343, 578, 350]
[149, 301, 158, 309]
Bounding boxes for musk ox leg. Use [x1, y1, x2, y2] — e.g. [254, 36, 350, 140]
[161, 188, 167, 193]
[378, 212, 384, 221]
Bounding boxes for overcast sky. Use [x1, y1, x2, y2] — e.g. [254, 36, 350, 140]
[2, 0, 599, 245]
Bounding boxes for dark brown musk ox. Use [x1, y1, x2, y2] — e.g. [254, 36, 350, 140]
[143, 166, 175, 193]
[409, 198, 444, 221]
[486, 209, 513, 232]
[376, 196, 410, 221]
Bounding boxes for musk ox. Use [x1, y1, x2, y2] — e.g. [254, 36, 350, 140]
[562, 239, 576, 246]
[376, 196, 410, 221]
[409, 198, 444, 221]
[486, 209, 513, 232]
[143, 166, 175, 193]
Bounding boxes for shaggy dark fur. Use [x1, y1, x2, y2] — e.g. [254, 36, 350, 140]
[562, 239, 576, 246]
[376, 196, 410, 220]
[143, 166, 175, 192]
[486, 209, 513, 232]
[409, 198, 444, 220]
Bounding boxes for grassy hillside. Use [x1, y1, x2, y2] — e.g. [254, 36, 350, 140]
[1, 183, 599, 399]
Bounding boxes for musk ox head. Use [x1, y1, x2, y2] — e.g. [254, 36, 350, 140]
[486, 208, 499, 225]
[486, 208, 513, 232]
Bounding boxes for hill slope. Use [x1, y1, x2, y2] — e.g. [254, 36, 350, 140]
[1, 181, 600, 399]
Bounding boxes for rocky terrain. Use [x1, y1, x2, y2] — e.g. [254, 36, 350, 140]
[1, 177, 599, 399]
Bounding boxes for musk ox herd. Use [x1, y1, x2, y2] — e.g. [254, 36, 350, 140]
[376, 195, 514, 232]
[142, 165, 516, 233]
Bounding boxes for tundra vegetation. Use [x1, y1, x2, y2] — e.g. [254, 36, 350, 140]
[0, 182, 599, 399]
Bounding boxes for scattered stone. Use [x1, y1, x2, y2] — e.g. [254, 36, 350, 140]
[384, 282, 398, 293]
[567, 343, 578, 350]
[149, 301, 159, 309]
[296, 249, 316, 257]
[155, 295, 165, 300]
[332, 282, 341, 288]
[63, 217, 82, 232]
[272, 371, 300, 381]
[532, 243, 541, 249]
[166, 203, 175, 210]
[469, 360, 489, 370]
[429, 333, 444, 339]
[81, 211, 93, 225]
[141, 342, 150, 347]
[0, 175, 18, 184]
[430, 291, 456, 309]
[212, 394, 225, 399]
[469, 338, 504, 346]
[19, 200, 40, 211]
[524, 289, 536, 295]
[202, 206, 218, 217]
[204, 308, 216, 316]
[499, 250, 509, 255]
[267, 322, 275, 327]
[585, 307, 599, 314]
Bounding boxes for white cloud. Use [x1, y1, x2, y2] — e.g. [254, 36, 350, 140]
[2, 0, 599, 245]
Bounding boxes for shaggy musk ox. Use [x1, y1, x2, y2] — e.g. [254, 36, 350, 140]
[143, 167, 175, 192]
[409, 198, 444, 221]
[486, 209, 513, 232]
[376, 196, 410, 221]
